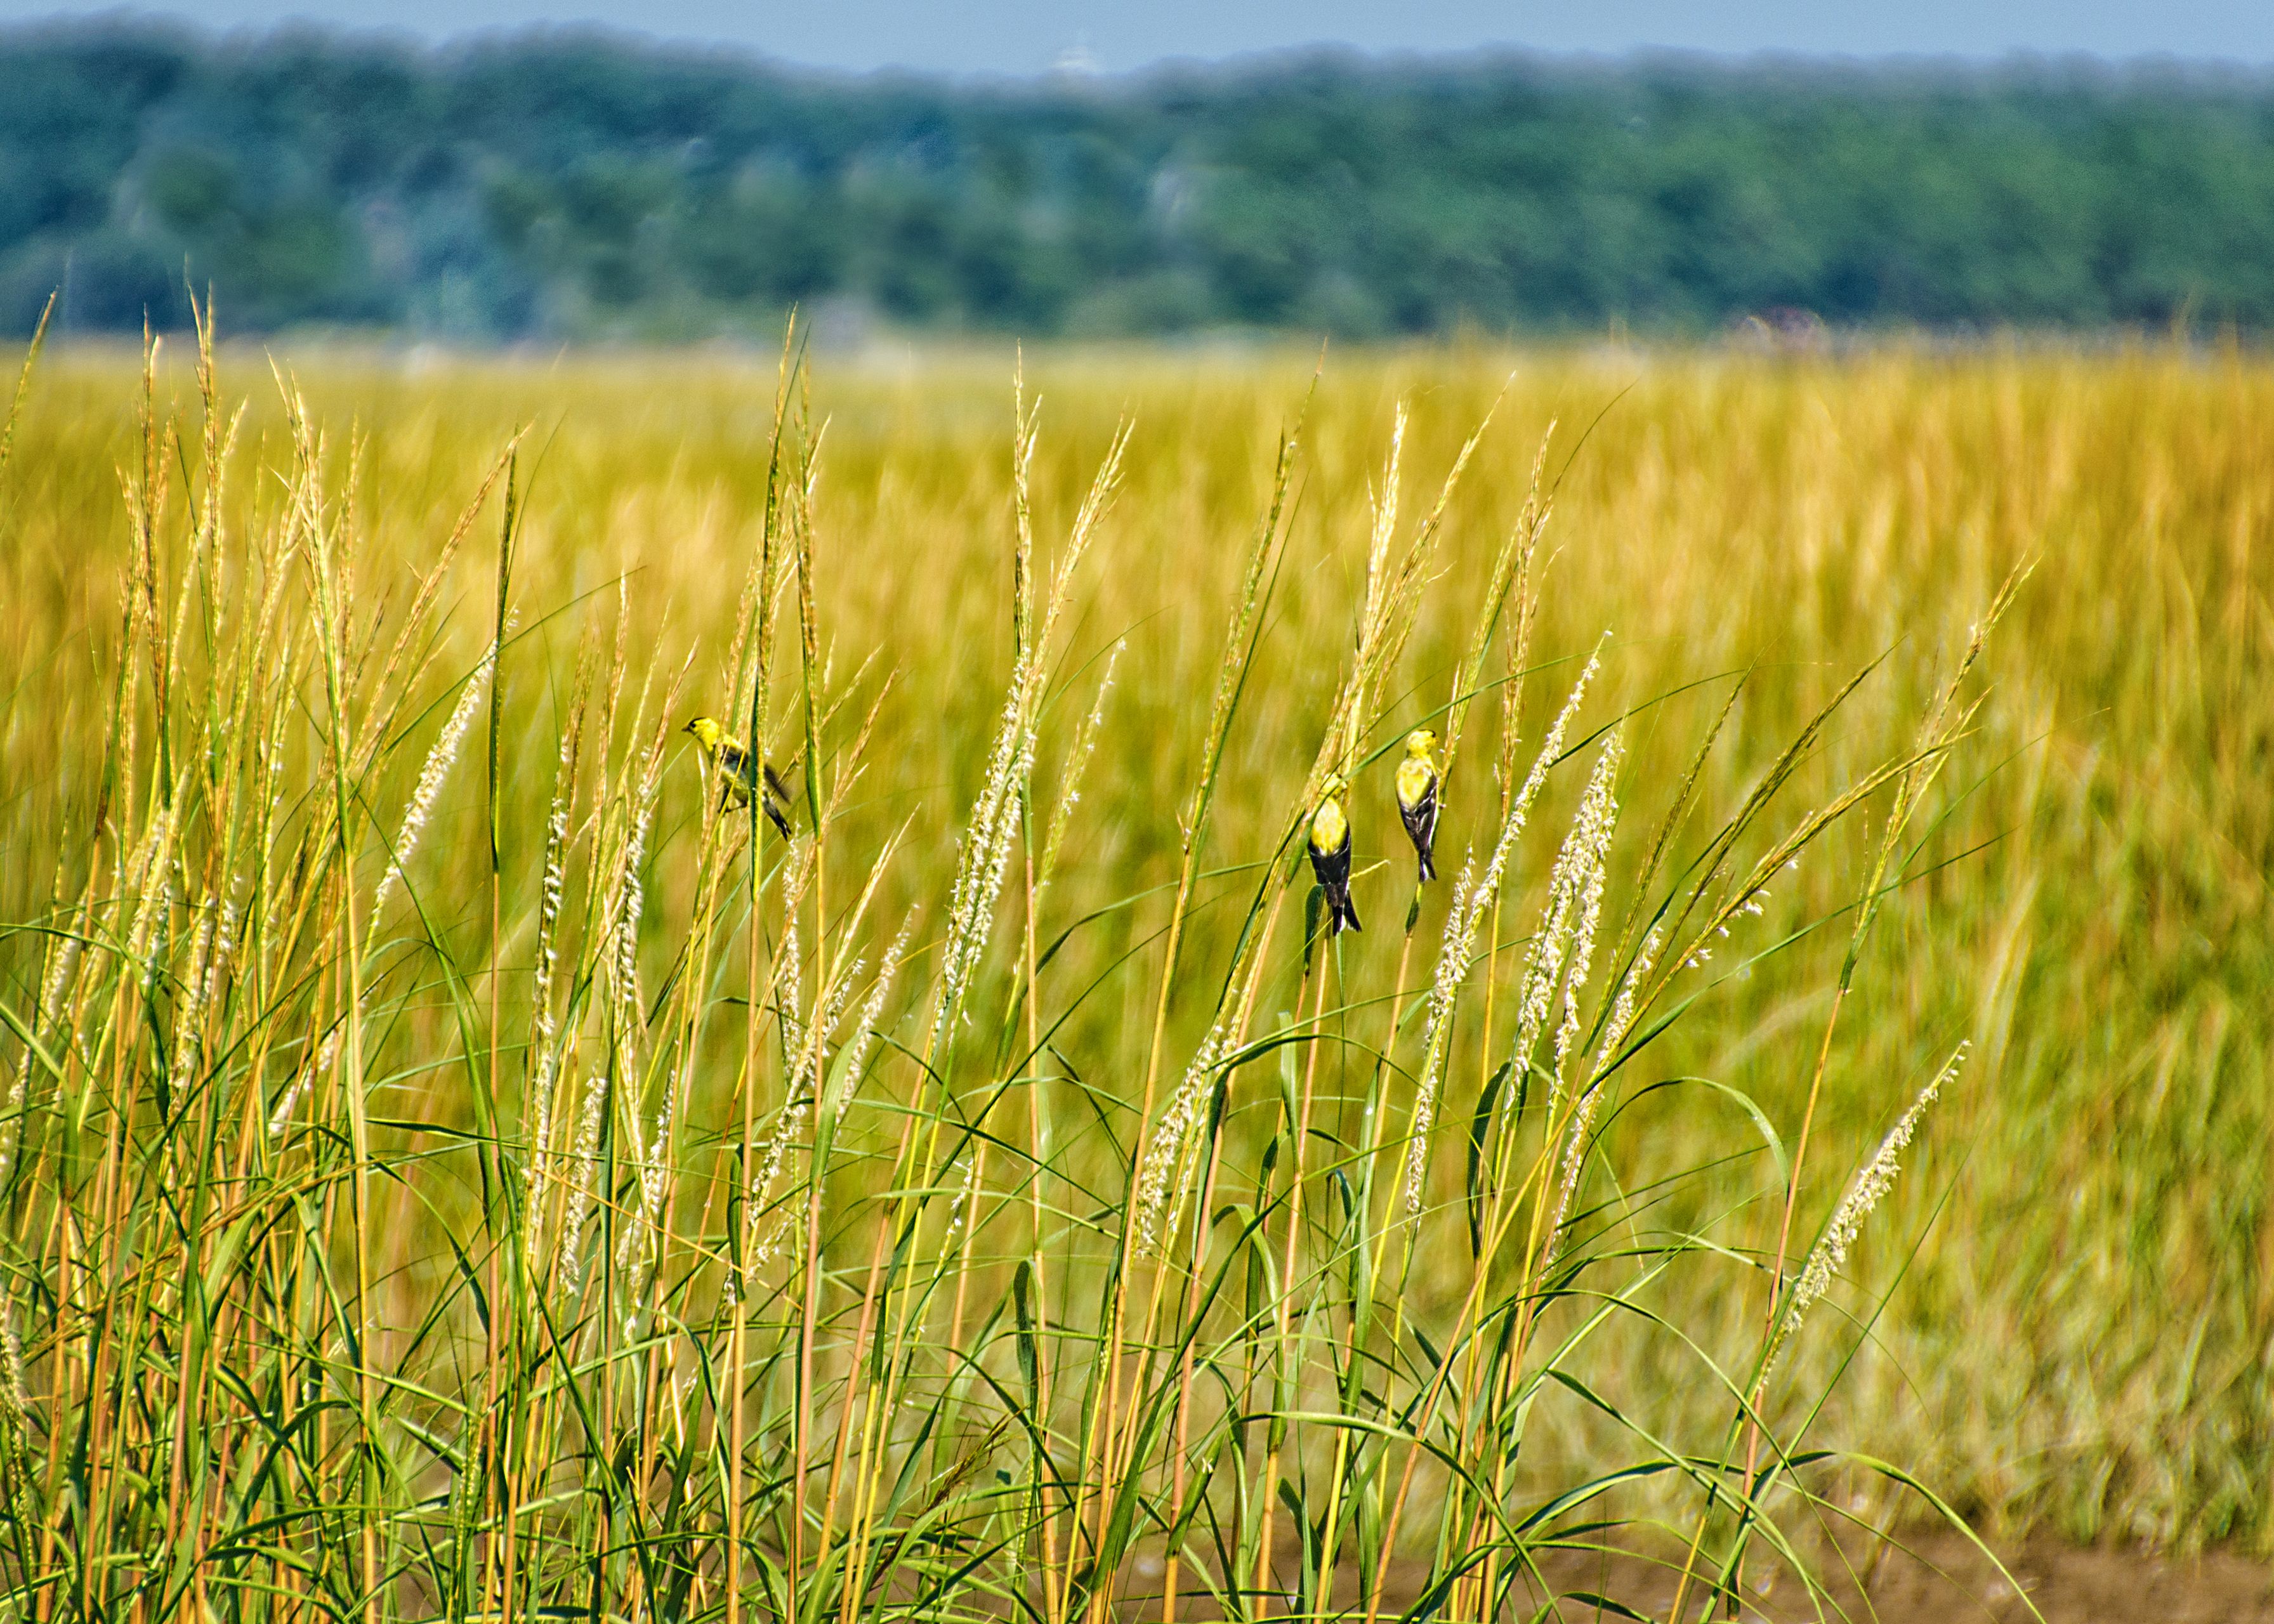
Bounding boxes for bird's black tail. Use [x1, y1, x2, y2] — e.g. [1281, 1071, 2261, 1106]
[1417, 849, 1437, 883]
[1331, 886, 1363, 934]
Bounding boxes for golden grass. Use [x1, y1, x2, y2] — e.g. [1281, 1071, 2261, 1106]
[0, 330, 2265, 1621]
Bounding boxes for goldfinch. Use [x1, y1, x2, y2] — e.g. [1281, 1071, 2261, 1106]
[1306, 792, 1362, 935]
[1394, 728, 1442, 883]
[683, 715, 794, 838]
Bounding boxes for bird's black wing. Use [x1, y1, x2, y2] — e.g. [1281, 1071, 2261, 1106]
[718, 743, 794, 838]
[1308, 828, 1362, 933]
[715, 742, 753, 804]
[761, 761, 799, 839]
[1399, 783, 1437, 853]
[1400, 782, 1439, 882]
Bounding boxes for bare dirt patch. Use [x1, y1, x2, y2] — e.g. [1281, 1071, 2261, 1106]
[1841, 1530, 2274, 1624]
[1520, 1529, 2274, 1621]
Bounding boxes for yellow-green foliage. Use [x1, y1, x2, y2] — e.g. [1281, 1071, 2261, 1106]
[0, 331, 2263, 1621]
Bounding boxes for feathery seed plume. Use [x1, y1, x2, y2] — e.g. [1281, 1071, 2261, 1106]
[1513, 730, 1624, 1125]
[557, 1076, 606, 1295]
[1402, 863, 1475, 1213]
[1764, 1043, 1968, 1380]
[1400, 644, 1604, 1211]
[368, 634, 498, 930]
[1042, 638, 1123, 885]
[1544, 922, 1661, 1271]
[1134, 1021, 1227, 1257]
[1548, 731, 1624, 1104]
[0, 1288, 27, 1437]
[833, 917, 914, 1124]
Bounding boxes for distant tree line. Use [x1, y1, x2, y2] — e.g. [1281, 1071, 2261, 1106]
[5, 19, 2273, 340]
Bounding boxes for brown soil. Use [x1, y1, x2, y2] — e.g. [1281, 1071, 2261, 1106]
[1521, 1529, 2274, 1621]
[1124, 1532, 2274, 1621]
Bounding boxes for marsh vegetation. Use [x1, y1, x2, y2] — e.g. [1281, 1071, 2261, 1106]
[0, 325, 2262, 1619]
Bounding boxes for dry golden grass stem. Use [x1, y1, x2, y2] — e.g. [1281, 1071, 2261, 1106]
[0, 339, 2089, 1624]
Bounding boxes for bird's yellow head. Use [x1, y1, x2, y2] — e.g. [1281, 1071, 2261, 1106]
[1404, 728, 1440, 760]
[1310, 793, 1349, 852]
[683, 716, 725, 751]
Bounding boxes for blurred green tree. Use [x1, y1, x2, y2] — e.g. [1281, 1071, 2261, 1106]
[4, 21, 2273, 341]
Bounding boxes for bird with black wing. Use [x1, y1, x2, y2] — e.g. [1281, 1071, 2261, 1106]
[1307, 789, 1362, 935]
[683, 715, 795, 839]
[1394, 727, 1442, 884]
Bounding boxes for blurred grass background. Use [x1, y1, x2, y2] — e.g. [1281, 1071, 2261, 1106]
[2, 336, 2267, 1552]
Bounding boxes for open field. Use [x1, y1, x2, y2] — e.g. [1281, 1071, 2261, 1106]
[0, 333, 2266, 1619]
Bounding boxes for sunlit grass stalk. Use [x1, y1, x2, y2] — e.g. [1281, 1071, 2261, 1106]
[1103, 402, 1308, 1623]
[1229, 403, 1494, 1618]
[1678, 566, 2029, 1621]
[837, 390, 1128, 1624]
[725, 327, 803, 1624]
[0, 339, 2041, 1624]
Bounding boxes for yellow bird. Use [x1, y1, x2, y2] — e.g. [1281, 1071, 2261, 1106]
[683, 716, 794, 839]
[1306, 791, 1362, 935]
[1394, 728, 1442, 883]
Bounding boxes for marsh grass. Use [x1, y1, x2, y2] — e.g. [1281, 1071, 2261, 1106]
[1, 322, 2230, 1623]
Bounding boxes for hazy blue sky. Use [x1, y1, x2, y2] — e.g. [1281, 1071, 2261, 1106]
[6, 0, 2271, 74]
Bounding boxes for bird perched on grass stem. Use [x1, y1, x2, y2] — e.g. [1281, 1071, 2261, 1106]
[1307, 790, 1362, 935]
[1395, 727, 1442, 882]
[683, 716, 794, 838]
